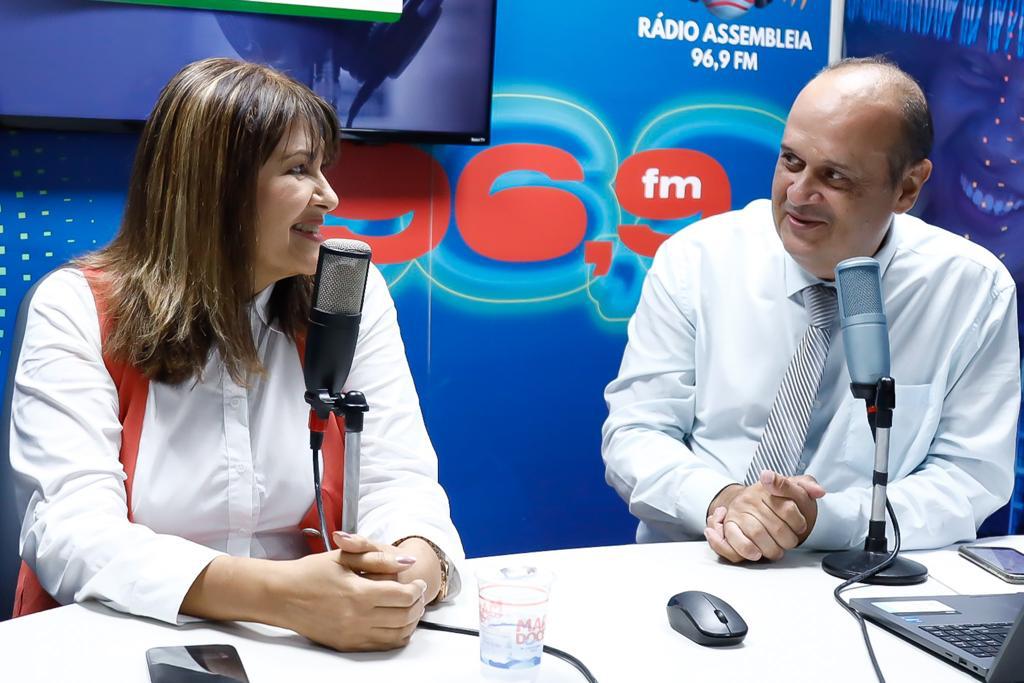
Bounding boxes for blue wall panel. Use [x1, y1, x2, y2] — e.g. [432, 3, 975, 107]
[0, 0, 840, 561]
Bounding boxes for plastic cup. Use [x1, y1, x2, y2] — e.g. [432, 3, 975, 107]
[477, 565, 553, 681]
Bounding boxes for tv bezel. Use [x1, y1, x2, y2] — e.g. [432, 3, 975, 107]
[0, 0, 497, 147]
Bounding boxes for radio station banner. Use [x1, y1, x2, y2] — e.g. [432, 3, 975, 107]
[0, 0, 841, 556]
[317, 0, 842, 553]
[93, 0, 401, 21]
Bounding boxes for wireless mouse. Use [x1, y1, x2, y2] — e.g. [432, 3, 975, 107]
[666, 590, 748, 646]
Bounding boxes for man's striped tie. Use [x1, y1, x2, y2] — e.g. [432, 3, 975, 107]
[744, 284, 838, 484]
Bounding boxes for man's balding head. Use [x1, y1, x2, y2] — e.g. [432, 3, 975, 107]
[813, 57, 934, 187]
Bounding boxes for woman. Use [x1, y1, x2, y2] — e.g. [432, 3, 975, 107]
[9, 58, 462, 652]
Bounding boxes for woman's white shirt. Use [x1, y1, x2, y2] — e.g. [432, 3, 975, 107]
[10, 266, 463, 624]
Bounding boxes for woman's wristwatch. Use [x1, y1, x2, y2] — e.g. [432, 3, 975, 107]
[392, 535, 451, 602]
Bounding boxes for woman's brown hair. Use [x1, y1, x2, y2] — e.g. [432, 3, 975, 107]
[78, 58, 340, 385]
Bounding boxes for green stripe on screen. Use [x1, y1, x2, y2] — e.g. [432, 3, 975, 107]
[96, 0, 400, 22]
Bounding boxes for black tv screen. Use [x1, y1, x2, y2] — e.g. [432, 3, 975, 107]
[0, 0, 495, 144]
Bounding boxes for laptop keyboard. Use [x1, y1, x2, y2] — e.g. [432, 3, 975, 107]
[920, 622, 1012, 659]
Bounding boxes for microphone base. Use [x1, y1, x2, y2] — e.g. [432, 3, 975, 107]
[821, 549, 928, 585]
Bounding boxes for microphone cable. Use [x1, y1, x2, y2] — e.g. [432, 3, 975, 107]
[312, 448, 598, 681]
[417, 620, 598, 683]
[831, 499, 903, 683]
[312, 446, 333, 551]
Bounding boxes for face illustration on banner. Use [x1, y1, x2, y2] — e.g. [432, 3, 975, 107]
[919, 37, 1024, 282]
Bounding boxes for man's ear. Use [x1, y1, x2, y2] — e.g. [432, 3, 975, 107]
[894, 158, 932, 214]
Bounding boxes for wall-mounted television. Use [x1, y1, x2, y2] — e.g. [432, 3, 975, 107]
[0, 0, 496, 145]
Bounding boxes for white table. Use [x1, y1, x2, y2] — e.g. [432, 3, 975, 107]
[2, 537, 1022, 682]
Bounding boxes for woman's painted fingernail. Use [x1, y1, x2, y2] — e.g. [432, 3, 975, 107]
[333, 531, 352, 540]
[396, 555, 417, 566]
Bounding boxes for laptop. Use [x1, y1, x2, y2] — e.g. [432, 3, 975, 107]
[849, 593, 1024, 682]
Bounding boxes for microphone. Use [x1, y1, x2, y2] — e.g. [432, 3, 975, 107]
[303, 238, 373, 544]
[303, 238, 371, 412]
[822, 256, 928, 586]
[835, 257, 890, 396]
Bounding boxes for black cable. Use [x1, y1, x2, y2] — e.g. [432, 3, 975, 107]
[417, 620, 598, 683]
[831, 499, 903, 683]
[312, 447, 332, 552]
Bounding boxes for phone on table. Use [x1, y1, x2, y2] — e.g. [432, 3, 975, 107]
[958, 544, 1024, 584]
[146, 644, 250, 683]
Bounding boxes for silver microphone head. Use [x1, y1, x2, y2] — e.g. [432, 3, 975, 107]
[835, 257, 890, 385]
[835, 257, 885, 324]
[312, 239, 372, 315]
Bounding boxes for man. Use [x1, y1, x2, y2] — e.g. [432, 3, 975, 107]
[601, 57, 1020, 563]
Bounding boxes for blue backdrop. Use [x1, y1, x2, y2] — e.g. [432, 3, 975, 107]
[12, 0, 1019, 576]
[0, 0, 841, 558]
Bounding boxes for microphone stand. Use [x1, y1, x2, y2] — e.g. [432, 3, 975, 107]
[306, 389, 370, 547]
[821, 377, 928, 585]
[339, 391, 368, 535]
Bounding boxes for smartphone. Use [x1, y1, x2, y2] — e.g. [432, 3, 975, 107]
[958, 545, 1024, 584]
[146, 644, 250, 683]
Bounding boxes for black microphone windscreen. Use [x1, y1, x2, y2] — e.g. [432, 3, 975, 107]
[313, 239, 371, 315]
[836, 262, 884, 319]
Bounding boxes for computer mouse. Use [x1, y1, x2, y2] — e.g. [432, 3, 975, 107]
[666, 590, 748, 646]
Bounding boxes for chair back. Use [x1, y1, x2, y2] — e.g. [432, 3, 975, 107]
[0, 274, 55, 620]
